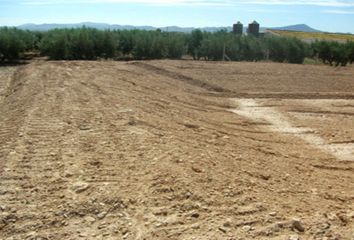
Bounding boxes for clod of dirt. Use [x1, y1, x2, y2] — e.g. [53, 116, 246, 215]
[191, 166, 203, 173]
[347, 211, 354, 219]
[184, 123, 200, 129]
[242, 225, 252, 232]
[89, 160, 102, 167]
[64, 171, 74, 178]
[97, 212, 107, 219]
[337, 213, 349, 225]
[292, 218, 305, 232]
[272, 222, 284, 232]
[84, 216, 96, 223]
[191, 224, 200, 229]
[79, 124, 91, 131]
[218, 226, 229, 233]
[72, 182, 90, 193]
[289, 235, 300, 240]
[269, 212, 277, 217]
[117, 109, 133, 113]
[260, 174, 271, 181]
[190, 212, 200, 218]
[223, 220, 232, 228]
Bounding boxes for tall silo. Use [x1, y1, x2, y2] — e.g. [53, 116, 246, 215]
[248, 21, 260, 37]
[233, 21, 243, 35]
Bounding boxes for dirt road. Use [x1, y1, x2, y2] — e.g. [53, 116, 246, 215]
[1, 60, 354, 239]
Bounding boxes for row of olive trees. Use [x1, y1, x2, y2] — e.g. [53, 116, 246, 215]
[39, 28, 115, 60]
[0, 27, 37, 62]
[1, 26, 354, 66]
[39, 28, 186, 60]
[38, 28, 311, 63]
[312, 40, 354, 66]
[187, 29, 310, 63]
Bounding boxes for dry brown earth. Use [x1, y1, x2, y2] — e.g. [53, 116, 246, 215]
[1, 60, 354, 239]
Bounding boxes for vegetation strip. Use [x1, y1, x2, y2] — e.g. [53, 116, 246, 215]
[1, 27, 353, 66]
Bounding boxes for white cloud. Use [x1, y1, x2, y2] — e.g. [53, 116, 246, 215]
[21, 0, 234, 6]
[22, 1, 56, 4]
[246, 9, 289, 13]
[244, 0, 354, 7]
[20, 0, 354, 7]
[323, 9, 354, 14]
[86, 0, 231, 5]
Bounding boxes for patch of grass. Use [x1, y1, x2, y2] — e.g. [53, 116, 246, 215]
[303, 58, 323, 65]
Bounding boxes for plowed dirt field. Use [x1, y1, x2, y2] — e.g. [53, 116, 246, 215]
[1, 60, 354, 240]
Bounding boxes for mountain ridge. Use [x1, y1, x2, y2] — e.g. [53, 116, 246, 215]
[271, 24, 321, 32]
[14, 22, 323, 33]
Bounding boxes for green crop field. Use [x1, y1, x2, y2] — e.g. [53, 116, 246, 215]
[269, 30, 354, 42]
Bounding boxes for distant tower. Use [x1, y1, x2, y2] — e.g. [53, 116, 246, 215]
[233, 21, 243, 35]
[248, 20, 260, 37]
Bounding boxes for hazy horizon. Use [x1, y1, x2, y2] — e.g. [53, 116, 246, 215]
[1, 0, 354, 33]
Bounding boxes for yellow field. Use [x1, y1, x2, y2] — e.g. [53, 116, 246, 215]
[269, 30, 354, 42]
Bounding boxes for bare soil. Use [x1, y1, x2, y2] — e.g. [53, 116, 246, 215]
[1, 60, 354, 239]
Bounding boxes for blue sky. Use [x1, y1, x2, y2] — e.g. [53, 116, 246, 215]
[1, 0, 354, 33]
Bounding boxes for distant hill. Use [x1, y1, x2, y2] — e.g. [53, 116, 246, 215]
[15, 22, 321, 33]
[17, 22, 233, 32]
[18, 22, 156, 32]
[270, 24, 321, 33]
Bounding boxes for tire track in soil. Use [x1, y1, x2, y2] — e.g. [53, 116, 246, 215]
[0, 64, 69, 239]
[130, 62, 228, 93]
[49, 63, 157, 239]
[0, 67, 16, 101]
[0, 66, 28, 175]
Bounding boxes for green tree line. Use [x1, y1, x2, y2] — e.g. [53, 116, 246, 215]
[187, 29, 309, 63]
[312, 40, 354, 66]
[0, 27, 37, 62]
[39, 28, 186, 60]
[1, 26, 354, 66]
